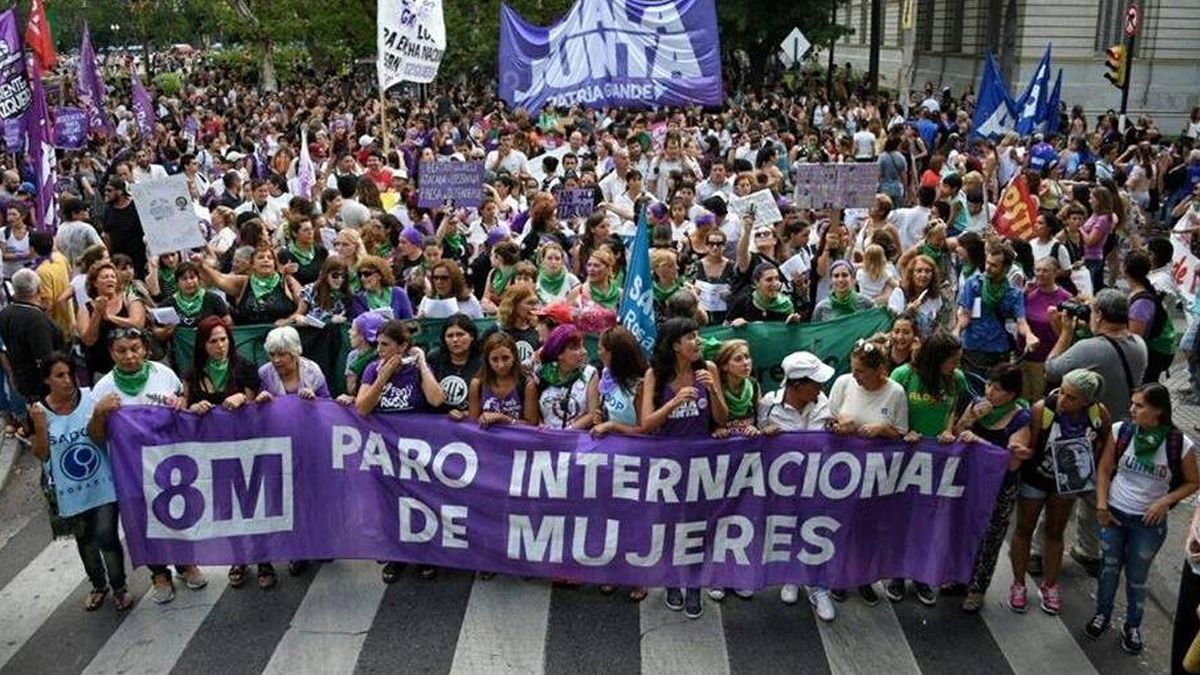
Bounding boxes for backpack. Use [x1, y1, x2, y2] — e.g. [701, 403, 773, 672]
[1130, 288, 1168, 344]
[1112, 421, 1187, 496]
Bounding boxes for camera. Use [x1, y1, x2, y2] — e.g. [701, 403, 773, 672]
[1056, 300, 1091, 322]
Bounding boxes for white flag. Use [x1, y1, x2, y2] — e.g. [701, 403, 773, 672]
[297, 128, 315, 200]
[377, 0, 446, 91]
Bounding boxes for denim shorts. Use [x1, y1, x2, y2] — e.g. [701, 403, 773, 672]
[1018, 481, 1050, 500]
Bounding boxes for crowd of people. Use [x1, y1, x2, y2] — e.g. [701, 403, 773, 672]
[5, 46, 1200, 667]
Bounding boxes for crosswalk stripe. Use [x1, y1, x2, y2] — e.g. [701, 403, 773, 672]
[81, 567, 229, 675]
[640, 589, 730, 675]
[814, 586, 922, 675]
[449, 574, 552, 675]
[981, 544, 1099, 675]
[260, 561, 386, 675]
[0, 538, 86, 670]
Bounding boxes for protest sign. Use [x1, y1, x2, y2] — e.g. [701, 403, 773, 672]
[1, 116, 22, 151]
[128, 174, 206, 256]
[378, 0, 446, 90]
[109, 399, 1007, 589]
[417, 160, 484, 208]
[729, 189, 783, 227]
[54, 106, 88, 149]
[792, 164, 880, 210]
[556, 187, 595, 220]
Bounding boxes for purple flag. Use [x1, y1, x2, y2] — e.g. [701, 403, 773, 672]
[77, 24, 113, 137]
[108, 399, 1008, 588]
[1, 116, 23, 152]
[54, 106, 88, 150]
[25, 61, 58, 233]
[0, 9, 32, 121]
[130, 68, 155, 139]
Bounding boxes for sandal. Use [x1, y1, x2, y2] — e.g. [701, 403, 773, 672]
[599, 585, 617, 595]
[629, 587, 648, 602]
[257, 564, 277, 590]
[228, 565, 247, 588]
[418, 565, 438, 580]
[113, 589, 134, 612]
[84, 587, 109, 611]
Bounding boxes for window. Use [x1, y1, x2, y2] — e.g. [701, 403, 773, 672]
[860, 1, 869, 45]
[916, 0, 935, 52]
[944, 0, 964, 53]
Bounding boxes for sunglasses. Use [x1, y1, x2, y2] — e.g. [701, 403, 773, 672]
[359, 269, 380, 278]
[432, 274, 451, 281]
[328, 272, 346, 279]
[109, 327, 145, 342]
[707, 240, 725, 246]
[754, 231, 774, 239]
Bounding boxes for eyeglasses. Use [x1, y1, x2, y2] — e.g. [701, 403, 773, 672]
[707, 240, 724, 246]
[108, 327, 145, 342]
[432, 274, 451, 281]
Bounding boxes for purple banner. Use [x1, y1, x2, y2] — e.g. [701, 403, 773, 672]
[556, 187, 595, 220]
[26, 62, 58, 232]
[1, 116, 23, 151]
[0, 9, 32, 121]
[54, 106, 88, 149]
[130, 69, 154, 138]
[498, 0, 724, 112]
[78, 24, 113, 137]
[108, 399, 1008, 588]
[417, 160, 484, 209]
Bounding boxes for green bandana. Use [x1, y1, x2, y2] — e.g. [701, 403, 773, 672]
[978, 397, 1028, 428]
[537, 266, 567, 298]
[981, 275, 1009, 310]
[919, 243, 942, 263]
[349, 348, 377, 378]
[752, 290, 794, 316]
[653, 278, 682, 304]
[112, 362, 152, 397]
[375, 242, 394, 259]
[366, 287, 391, 310]
[159, 266, 177, 288]
[962, 264, 977, 279]
[828, 289, 859, 316]
[588, 280, 621, 309]
[204, 358, 230, 393]
[288, 242, 315, 266]
[249, 272, 282, 300]
[1133, 424, 1170, 468]
[724, 377, 755, 419]
[348, 269, 362, 293]
[491, 266, 515, 295]
[539, 362, 582, 388]
[174, 289, 204, 317]
[444, 233, 466, 257]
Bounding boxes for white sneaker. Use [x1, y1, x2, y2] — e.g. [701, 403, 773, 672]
[808, 587, 836, 622]
[734, 588, 755, 599]
[780, 584, 800, 605]
[707, 588, 726, 601]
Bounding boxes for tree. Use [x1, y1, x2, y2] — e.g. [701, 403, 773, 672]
[717, 0, 853, 84]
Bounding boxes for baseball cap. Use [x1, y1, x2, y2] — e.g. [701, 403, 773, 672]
[359, 134, 376, 148]
[781, 351, 834, 384]
[17, 182, 35, 195]
[533, 302, 576, 327]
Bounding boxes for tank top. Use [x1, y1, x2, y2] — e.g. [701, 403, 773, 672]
[235, 278, 297, 324]
[43, 388, 116, 517]
[481, 379, 525, 419]
[657, 379, 711, 437]
[600, 369, 638, 426]
[84, 299, 129, 376]
[538, 364, 596, 429]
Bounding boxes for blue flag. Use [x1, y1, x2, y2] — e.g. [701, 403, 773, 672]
[1014, 45, 1052, 136]
[1041, 69, 1063, 135]
[971, 53, 1016, 140]
[617, 210, 656, 354]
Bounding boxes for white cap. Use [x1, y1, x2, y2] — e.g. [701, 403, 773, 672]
[781, 351, 834, 384]
[224, 150, 244, 162]
[358, 134, 376, 147]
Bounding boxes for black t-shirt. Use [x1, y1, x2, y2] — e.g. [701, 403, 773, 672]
[185, 358, 262, 406]
[429, 351, 481, 412]
[102, 202, 148, 278]
[164, 291, 229, 328]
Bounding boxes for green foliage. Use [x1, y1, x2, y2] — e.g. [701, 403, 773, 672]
[152, 71, 184, 96]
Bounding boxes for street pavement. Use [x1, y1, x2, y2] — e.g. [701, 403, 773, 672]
[0, 434, 1182, 675]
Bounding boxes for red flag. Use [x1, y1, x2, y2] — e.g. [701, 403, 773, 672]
[25, 0, 56, 71]
[992, 175, 1038, 241]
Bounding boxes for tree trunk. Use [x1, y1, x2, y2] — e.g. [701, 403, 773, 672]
[260, 42, 278, 92]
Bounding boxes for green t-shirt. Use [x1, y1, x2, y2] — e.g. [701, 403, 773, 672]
[890, 364, 968, 438]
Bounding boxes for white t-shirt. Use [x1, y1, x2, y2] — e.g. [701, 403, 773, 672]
[485, 149, 530, 176]
[1108, 423, 1195, 516]
[856, 264, 898, 300]
[1029, 237, 1072, 271]
[852, 130, 877, 160]
[758, 389, 830, 432]
[888, 206, 931, 252]
[829, 374, 909, 432]
[92, 361, 183, 406]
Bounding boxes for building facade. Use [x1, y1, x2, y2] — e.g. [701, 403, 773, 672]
[820, 0, 1199, 133]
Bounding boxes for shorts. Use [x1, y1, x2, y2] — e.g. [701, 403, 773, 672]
[1018, 481, 1050, 500]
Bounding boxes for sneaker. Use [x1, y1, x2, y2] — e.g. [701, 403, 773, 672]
[707, 588, 726, 601]
[1038, 583, 1061, 615]
[829, 588, 848, 602]
[1070, 550, 1101, 579]
[684, 589, 703, 619]
[884, 579, 905, 602]
[733, 588, 754, 600]
[664, 588, 684, 611]
[178, 566, 207, 590]
[381, 562, 404, 584]
[287, 560, 310, 576]
[150, 576, 175, 605]
[1027, 555, 1044, 577]
[914, 583, 937, 606]
[808, 587, 836, 622]
[1084, 613, 1110, 640]
[780, 584, 800, 605]
[1006, 582, 1027, 613]
[1121, 624, 1143, 655]
[859, 584, 880, 606]
[961, 591, 985, 613]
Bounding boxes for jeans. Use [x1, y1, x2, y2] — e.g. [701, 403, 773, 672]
[71, 502, 127, 592]
[1096, 506, 1167, 627]
[1085, 259, 1106, 294]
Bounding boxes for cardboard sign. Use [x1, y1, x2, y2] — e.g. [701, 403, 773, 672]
[417, 160, 484, 209]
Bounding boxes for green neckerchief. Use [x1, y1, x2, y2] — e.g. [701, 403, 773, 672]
[112, 362, 152, 397]
[613, 268, 625, 290]
[978, 397, 1028, 428]
[540, 362, 582, 388]
[1133, 424, 1170, 468]
[753, 289, 794, 315]
[375, 242, 394, 259]
[444, 232, 466, 257]
[962, 264, 977, 279]
[204, 358, 231, 393]
[349, 347, 377, 378]
[174, 289, 204, 317]
[491, 266, 515, 295]
[366, 287, 392, 310]
[288, 241, 315, 266]
[159, 266, 177, 288]
[588, 280, 620, 309]
[919, 243, 942, 263]
[538, 266, 567, 297]
[828, 289, 859, 316]
[249, 272, 282, 300]
[653, 278, 682, 304]
[980, 274, 1009, 310]
[724, 377, 755, 419]
[348, 268, 362, 293]
[701, 335, 723, 361]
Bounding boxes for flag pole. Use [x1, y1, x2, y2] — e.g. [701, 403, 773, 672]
[379, 90, 390, 154]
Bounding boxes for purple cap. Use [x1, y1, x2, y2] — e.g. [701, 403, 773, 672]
[694, 212, 716, 228]
[486, 226, 511, 248]
[829, 259, 855, 277]
[352, 311, 387, 344]
[400, 226, 423, 247]
[540, 324, 581, 362]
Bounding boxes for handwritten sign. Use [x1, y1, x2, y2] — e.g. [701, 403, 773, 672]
[556, 187, 594, 220]
[793, 163, 880, 210]
[729, 189, 783, 227]
[129, 174, 206, 256]
[417, 161, 484, 209]
[54, 106, 88, 150]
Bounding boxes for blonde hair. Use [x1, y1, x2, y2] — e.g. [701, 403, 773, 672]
[963, 171, 984, 192]
[498, 284, 538, 329]
[650, 247, 677, 272]
[863, 244, 887, 277]
[714, 339, 750, 384]
[335, 228, 368, 261]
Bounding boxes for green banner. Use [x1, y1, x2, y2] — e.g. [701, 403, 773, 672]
[171, 309, 893, 397]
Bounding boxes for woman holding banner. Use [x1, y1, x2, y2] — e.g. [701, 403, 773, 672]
[469, 332, 528, 429]
[641, 318, 728, 619]
[526, 324, 599, 430]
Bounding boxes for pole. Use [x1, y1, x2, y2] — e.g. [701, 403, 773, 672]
[1119, 33, 1133, 131]
[868, 0, 882, 94]
[379, 90, 390, 154]
[826, 0, 836, 112]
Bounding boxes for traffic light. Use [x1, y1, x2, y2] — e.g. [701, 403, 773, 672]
[1104, 44, 1128, 89]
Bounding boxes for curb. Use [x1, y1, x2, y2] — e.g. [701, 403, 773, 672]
[0, 435, 22, 494]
